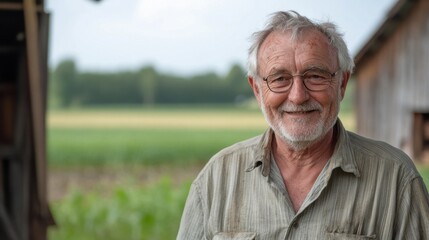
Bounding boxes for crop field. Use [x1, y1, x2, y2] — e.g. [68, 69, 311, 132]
[48, 105, 270, 239]
[46, 105, 427, 240]
[47, 106, 267, 167]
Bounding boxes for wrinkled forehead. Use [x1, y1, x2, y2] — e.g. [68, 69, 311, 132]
[260, 28, 334, 53]
[257, 29, 338, 73]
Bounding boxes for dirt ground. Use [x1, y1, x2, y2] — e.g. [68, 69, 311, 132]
[47, 164, 203, 202]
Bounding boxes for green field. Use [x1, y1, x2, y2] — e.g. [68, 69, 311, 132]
[48, 106, 267, 167]
[48, 105, 268, 239]
[49, 178, 190, 240]
[47, 105, 428, 240]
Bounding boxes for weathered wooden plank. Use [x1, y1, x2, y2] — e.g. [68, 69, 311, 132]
[23, 0, 47, 217]
[0, 3, 43, 11]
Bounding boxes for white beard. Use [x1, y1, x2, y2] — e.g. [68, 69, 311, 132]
[259, 89, 341, 150]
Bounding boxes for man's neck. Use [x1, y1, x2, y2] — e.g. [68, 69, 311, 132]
[272, 128, 337, 212]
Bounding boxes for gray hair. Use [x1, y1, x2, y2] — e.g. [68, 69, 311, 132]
[247, 11, 355, 78]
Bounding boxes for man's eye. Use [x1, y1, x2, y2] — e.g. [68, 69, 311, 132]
[307, 74, 324, 79]
[304, 72, 327, 80]
[271, 75, 291, 82]
[274, 77, 286, 82]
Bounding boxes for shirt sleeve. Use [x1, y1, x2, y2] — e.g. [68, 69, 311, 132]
[395, 177, 429, 239]
[177, 182, 204, 240]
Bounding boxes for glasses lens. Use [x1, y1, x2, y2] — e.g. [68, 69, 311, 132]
[266, 74, 293, 92]
[302, 69, 332, 91]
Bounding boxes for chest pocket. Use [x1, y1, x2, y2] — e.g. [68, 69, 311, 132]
[213, 232, 256, 240]
[325, 232, 376, 239]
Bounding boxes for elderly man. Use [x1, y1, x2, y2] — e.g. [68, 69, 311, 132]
[177, 11, 429, 239]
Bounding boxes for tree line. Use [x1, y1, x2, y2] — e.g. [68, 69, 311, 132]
[49, 59, 254, 107]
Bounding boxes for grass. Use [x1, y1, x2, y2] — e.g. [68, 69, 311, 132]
[47, 106, 265, 238]
[47, 105, 267, 167]
[48, 128, 263, 166]
[48, 178, 190, 240]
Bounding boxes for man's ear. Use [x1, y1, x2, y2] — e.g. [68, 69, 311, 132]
[248, 76, 261, 103]
[339, 71, 350, 101]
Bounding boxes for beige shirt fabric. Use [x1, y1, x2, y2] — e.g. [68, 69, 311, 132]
[177, 120, 429, 240]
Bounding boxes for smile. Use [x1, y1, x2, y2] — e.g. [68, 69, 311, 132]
[285, 110, 317, 114]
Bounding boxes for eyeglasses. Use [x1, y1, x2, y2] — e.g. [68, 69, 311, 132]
[262, 68, 340, 93]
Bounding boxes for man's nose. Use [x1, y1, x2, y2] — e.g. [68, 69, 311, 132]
[287, 77, 310, 104]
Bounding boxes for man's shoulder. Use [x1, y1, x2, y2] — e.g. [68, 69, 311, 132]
[347, 131, 418, 175]
[348, 131, 410, 160]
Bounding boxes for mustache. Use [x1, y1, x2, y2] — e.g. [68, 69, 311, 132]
[278, 101, 323, 113]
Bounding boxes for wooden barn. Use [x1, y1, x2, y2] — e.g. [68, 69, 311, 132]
[354, 0, 429, 165]
[0, 0, 54, 239]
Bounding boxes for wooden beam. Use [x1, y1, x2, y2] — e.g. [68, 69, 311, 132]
[0, 3, 22, 10]
[23, 0, 47, 217]
[0, 3, 43, 11]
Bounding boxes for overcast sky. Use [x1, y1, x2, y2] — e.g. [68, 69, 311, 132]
[46, 0, 396, 75]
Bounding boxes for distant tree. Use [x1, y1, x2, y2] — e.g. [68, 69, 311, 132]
[140, 66, 157, 105]
[188, 72, 224, 103]
[156, 73, 187, 104]
[54, 59, 77, 107]
[76, 71, 140, 105]
[51, 60, 251, 107]
[225, 63, 252, 103]
[47, 68, 59, 108]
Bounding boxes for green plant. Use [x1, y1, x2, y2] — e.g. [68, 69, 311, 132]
[49, 178, 190, 240]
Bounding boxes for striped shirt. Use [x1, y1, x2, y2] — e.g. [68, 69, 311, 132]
[177, 120, 429, 239]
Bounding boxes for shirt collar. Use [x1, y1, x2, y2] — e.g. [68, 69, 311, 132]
[246, 128, 273, 176]
[327, 120, 361, 177]
[246, 119, 360, 178]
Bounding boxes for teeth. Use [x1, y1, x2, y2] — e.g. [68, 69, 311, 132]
[288, 110, 314, 114]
